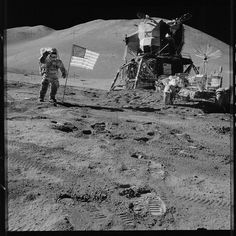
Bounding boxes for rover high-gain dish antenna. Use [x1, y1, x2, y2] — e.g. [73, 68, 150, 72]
[194, 44, 222, 75]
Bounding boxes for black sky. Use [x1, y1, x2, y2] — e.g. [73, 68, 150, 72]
[4, 0, 233, 44]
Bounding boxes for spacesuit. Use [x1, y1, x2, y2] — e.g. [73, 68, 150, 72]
[163, 84, 177, 105]
[39, 48, 67, 102]
[216, 87, 230, 112]
[163, 76, 179, 105]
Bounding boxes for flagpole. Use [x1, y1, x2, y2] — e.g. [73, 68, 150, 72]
[62, 44, 74, 103]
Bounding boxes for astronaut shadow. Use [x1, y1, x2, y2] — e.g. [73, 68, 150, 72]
[173, 100, 230, 114]
[57, 101, 124, 112]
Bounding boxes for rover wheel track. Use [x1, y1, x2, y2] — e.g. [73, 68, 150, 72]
[175, 192, 230, 209]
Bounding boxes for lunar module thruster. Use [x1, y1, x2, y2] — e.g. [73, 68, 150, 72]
[110, 13, 199, 91]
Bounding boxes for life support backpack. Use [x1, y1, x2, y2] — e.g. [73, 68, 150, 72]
[39, 48, 59, 58]
[39, 47, 59, 75]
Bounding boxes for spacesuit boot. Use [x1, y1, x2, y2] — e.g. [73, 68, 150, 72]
[49, 78, 59, 103]
[39, 77, 49, 102]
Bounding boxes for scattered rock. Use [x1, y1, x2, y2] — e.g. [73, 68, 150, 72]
[82, 129, 92, 135]
[59, 198, 75, 206]
[51, 217, 74, 231]
[196, 227, 207, 230]
[56, 193, 73, 202]
[91, 122, 106, 133]
[182, 134, 193, 143]
[144, 122, 153, 125]
[31, 115, 48, 119]
[92, 93, 98, 97]
[128, 202, 134, 210]
[122, 105, 131, 108]
[176, 133, 193, 143]
[130, 151, 148, 160]
[147, 131, 155, 136]
[75, 193, 91, 202]
[72, 184, 108, 203]
[119, 187, 136, 198]
[119, 186, 152, 199]
[119, 162, 128, 171]
[111, 122, 119, 126]
[134, 137, 150, 143]
[51, 122, 78, 133]
[115, 183, 131, 189]
[170, 129, 182, 135]
[179, 150, 196, 159]
[221, 155, 231, 164]
[110, 134, 126, 140]
[24, 192, 39, 202]
[88, 162, 99, 169]
[149, 161, 163, 169]
[212, 126, 230, 134]
[126, 119, 134, 123]
[198, 145, 205, 150]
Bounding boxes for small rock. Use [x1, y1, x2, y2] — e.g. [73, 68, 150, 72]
[126, 119, 134, 123]
[131, 152, 143, 159]
[24, 192, 37, 201]
[51, 217, 74, 231]
[111, 134, 126, 140]
[197, 227, 207, 230]
[147, 131, 155, 136]
[82, 130, 92, 135]
[51, 122, 78, 133]
[119, 163, 128, 171]
[134, 137, 150, 143]
[129, 203, 134, 209]
[115, 183, 131, 189]
[59, 198, 74, 206]
[112, 122, 119, 126]
[88, 163, 97, 169]
[144, 122, 153, 125]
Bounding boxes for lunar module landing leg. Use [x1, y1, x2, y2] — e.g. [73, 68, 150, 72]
[110, 57, 157, 91]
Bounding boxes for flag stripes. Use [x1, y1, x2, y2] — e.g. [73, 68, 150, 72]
[70, 44, 99, 70]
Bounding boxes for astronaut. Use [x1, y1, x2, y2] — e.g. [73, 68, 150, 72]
[39, 48, 67, 103]
[163, 76, 179, 105]
[163, 84, 177, 105]
[216, 87, 230, 112]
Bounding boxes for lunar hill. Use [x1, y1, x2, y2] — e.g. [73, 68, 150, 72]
[7, 18, 230, 88]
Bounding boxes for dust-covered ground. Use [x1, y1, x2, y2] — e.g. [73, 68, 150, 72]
[6, 73, 232, 231]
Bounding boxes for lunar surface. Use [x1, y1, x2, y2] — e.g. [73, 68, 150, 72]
[6, 19, 232, 231]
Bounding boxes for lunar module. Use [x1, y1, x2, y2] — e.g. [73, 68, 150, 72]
[110, 13, 199, 91]
[109, 13, 228, 110]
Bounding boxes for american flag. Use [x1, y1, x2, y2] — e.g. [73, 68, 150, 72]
[70, 44, 99, 70]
